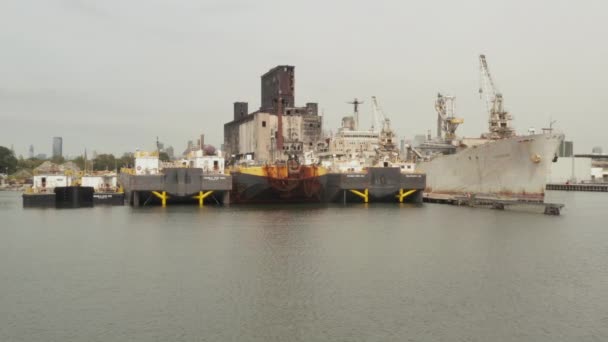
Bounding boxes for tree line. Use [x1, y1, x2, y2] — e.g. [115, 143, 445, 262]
[0, 146, 169, 176]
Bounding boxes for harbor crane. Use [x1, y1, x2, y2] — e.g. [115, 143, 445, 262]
[478, 54, 515, 139]
[434, 93, 463, 141]
[371, 96, 389, 132]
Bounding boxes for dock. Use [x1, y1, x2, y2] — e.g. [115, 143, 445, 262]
[119, 168, 232, 207]
[23, 186, 101, 208]
[423, 192, 564, 215]
[546, 183, 608, 192]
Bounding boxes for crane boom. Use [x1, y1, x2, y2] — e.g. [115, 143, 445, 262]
[434, 93, 463, 141]
[478, 54, 515, 139]
[371, 96, 385, 132]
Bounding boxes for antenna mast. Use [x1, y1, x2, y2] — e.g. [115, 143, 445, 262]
[347, 98, 364, 130]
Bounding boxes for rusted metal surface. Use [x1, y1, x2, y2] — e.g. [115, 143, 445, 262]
[231, 164, 327, 203]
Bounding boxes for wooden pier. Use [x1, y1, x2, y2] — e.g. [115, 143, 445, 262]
[423, 193, 564, 215]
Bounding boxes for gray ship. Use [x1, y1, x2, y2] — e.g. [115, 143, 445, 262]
[414, 55, 564, 202]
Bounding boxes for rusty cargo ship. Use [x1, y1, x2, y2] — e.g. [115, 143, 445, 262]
[230, 156, 328, 204]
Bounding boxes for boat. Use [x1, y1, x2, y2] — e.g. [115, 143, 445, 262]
[413, 55, 564, 202]
[229, 154, 328, 203]
[80, 172, 125, 205]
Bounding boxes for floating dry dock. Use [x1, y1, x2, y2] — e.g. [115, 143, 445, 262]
[119, 168, 232, 207]
[326, 168, 425, 203]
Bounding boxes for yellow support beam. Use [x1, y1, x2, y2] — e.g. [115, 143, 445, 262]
[349, 189, 369, 203]
[192, 191, 213, 207]
[396, 189, 416, 203]
[151, 191, 169, 207]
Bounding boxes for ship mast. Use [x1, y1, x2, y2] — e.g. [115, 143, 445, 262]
[478, 54, 515, 139]
[276, 90, 284, 154]
[347, 98, 364, 130]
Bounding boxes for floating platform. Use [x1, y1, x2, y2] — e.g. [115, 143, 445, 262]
[119, 168, 232, 207]
[423, 192, 564, 215]
[326, 168, 426, 203]
[93, 192, 125, 205]
[23, 186, 96, 208]
[546, 183, 608, 192]
[22, 193, 56, 208]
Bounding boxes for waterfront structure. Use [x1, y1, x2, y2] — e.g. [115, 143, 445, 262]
[29, 161, 80, 192]
[224, 65, 322, 163]
[548, 157, 593, 183]
[52, 137, 62, 158]
[119, 144, 232, 207]
[260, 65, 295, 113]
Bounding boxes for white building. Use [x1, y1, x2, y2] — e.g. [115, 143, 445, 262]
[81, 174, 118, 191]
[134, 151, 160, 175]
[548, 157, 592, 183]
[32, 174, 73, 191]
[185, 150, 225, 173]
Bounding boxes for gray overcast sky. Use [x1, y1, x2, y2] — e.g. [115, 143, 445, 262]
[1, 0, 606, 157]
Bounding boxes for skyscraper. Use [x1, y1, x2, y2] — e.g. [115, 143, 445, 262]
[52, 137, 62, 158]
[28, 145, 34, 159]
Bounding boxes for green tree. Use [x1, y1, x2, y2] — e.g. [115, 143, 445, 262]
[17, 157, 45, 171]
[51, 156, 65, 164]
[72, 156, 85, 170]
[72, 156, 94, 172]
[0, 146, 18, 174]
[117, 153, 135, 168]
[93, 154, 117, 171]
[159, 152, 170, 162]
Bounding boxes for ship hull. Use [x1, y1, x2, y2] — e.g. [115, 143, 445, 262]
[230, 165, 328, 204]
[417, 133, 564, 201]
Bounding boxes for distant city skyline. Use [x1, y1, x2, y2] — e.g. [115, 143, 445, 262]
[1, 0, 606, 157]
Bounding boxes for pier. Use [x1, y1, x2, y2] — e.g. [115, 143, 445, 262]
[423, 192, 564, 215]
[546, 183, 608, 192]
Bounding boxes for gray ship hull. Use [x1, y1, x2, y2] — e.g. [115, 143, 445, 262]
[417, 133, 564, 201]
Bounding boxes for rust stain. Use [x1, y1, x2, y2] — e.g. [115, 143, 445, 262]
[263, 164, 325, 199]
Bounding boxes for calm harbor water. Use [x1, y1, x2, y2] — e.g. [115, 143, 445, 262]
[1, 191, 607, 341]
